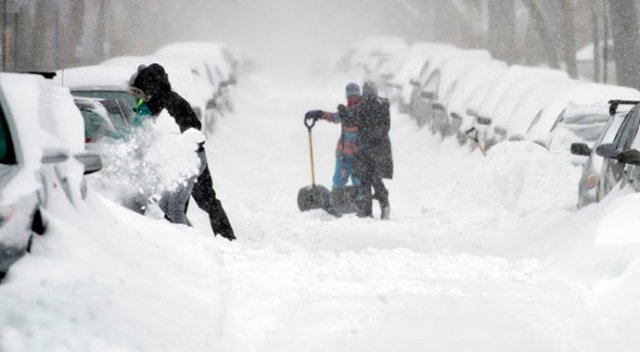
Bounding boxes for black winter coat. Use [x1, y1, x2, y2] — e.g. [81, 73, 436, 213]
[354, 96, 393, 179]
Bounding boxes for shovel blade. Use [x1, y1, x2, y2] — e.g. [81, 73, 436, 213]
[297, 185, 330, 211]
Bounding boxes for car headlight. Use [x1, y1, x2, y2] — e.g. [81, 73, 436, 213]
[0, 205, 17, 228]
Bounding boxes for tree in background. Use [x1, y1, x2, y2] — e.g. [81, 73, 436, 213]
[487, 0, 517, 63]
[608, 0, 640, 89]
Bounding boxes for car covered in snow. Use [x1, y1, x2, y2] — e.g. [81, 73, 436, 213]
[387, 42, 459, 112]
[446, 60, 508, 144]
[489, 79, 581, 145]
[409, 49, 491, 127]
[527, 84, 640, 149]
[0, 73, 102, 280]
[467, 66, 570, 148]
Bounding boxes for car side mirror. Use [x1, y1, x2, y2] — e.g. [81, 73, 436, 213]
[596, 143, 620, 159]
[74, 151, 103, 175]
[477, 116, 492, 125]
[508, 133, 525, 141]
[618, 149, 640, 165]
[41, 148, 69, 164]
[432, 102, 445, 111]
[421, 91, 435, 100]
[570, 143, 591, 156]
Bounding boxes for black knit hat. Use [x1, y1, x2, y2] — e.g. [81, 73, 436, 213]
[129, 63, 171, 98]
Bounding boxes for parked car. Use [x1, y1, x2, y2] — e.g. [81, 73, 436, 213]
[0, 73, 102, 280]
[409, 49, 491, 127]
[387, 42, 458, 112]
[423, 55, 494, 137]
[527, 84, 640, 148]
[589, 101, 640, 202]
[489, 79, 581, 145]
[467, 66, 570, 148]
[570, 105, 628, 207]
[446, 60, 508, 144]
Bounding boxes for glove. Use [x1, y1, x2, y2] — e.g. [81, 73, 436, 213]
[337, 104, 348, 117]
[305, 110, 323, 121]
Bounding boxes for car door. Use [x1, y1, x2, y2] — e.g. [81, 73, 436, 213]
[599, 106, 640, 199]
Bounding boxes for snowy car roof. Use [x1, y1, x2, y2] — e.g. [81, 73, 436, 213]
[447, 60, 508, 116]
[415, 49, 491, 88]
[52, 65, 133, 89]
[527, 83, 640, 142]
[491, 77, 579, 131]
[473, 65, 570, 121]
[426, 55, 493, 103]
[501, 79, 582, 137]
[390, 42, 458, 87]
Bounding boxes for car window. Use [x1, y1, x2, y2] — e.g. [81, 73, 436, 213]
[0, 103, 16, 165]
[99, 99, 130, 132]
[80, 108, 115, 142]
[424, 71, 441, 96]
[612, 107, 639, 148]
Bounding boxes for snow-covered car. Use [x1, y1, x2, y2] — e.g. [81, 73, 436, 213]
[527, 84, 640, 148]
[489, 79, 581, 145]
[424, 55, 494, 137]
[0, 73, 102, 280]
[467, 66, 570, 147]
[336, 35, 409, 88]
[409, 49, 491, 127]
[387, 42, 458, 112]
[446, 60, 508, 143]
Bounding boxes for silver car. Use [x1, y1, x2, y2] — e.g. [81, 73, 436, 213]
[0, 73, 102, 280]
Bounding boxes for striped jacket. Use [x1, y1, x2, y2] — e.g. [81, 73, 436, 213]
[321, 96, 361, 157]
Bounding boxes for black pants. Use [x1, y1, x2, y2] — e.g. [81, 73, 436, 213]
[355, 152, 388, 217]
[192, 150, 236, 240]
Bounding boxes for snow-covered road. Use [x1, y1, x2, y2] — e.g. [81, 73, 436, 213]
[2, 71, 637, 351]
[204, 74, 608, 351]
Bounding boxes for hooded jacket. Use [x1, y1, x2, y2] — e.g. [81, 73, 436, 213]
[130, 63, 201, 133]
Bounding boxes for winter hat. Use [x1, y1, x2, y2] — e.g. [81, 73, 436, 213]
[362, 80, 377, 99]
[129, 63, 171, 98]
[345, 82, 361, 98]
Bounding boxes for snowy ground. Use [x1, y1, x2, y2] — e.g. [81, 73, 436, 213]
[2, 70, 640, 351]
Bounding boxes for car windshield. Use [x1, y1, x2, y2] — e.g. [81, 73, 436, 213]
[72, 90, 138, 113]
[80, 108, 116, 142]
[0, 102, 16, 165]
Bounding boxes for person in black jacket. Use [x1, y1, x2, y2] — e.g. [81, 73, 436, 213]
[129, 63, 235, 240]
[353, 81, 393, 219]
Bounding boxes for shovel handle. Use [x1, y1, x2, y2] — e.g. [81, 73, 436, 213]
[304, 116, 316, 130]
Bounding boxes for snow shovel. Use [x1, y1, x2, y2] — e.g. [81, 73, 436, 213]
[465, 127, 487, 157]
[297, 116, 330, 211]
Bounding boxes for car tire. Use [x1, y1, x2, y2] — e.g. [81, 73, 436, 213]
[31, 209, 46, 235]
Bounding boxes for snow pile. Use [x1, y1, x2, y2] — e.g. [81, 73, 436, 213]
[87, 111, 202, 211]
